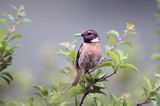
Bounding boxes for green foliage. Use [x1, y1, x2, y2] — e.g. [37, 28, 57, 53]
[0, 4, 159, 106]
[0, 5, 30, 85]
[30, 22, 139, 106]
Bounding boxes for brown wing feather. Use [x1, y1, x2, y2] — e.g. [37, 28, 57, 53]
[76, 43, 83, 69]
[72, 43, 83, 86]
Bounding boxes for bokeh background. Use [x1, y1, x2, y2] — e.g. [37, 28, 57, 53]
[0, 0, 159, 103]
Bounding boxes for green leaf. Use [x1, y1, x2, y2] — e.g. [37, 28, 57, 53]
[155, 74, 160, 78]
[93, 97, 102, 106]
[7, 14, 14, 20]
[142, 87, 148, 98]
[116, 49, 128, 61]
[1, 75, 11, 84]
[107, 50, 120, 65]
[98, 62, 113, 68]
[151, 53, 160, 60]
[92, 70, 104, 79]
[126, 31, 138, 36]
[59, 102, 70, 106]
[123, 99, 128, 106]
[10, 34, 23, 41]
[2, 40, 7, 48]
[122, 64, 139, 72]
[107, 29, 120, 37]
[144, 77, 153, 91]
[16, 18, 31, 26]
[0, 18, 7, 26]
[34, 92, 43, 99]
[126, 23, 135, 30]
[121, 41, 133, 47]
[29, 97, 34, 106]
[0, 27, 4, 41]
[110, 93, 118, 101]
[41, 85, 48, 96]
[33, 84, 41, 90]
[95, 82, 106, 88]
[108, 36, 115, 45]
[1, 72, 13, 81]
[149, 91, 156, 98]
[71, 85, 84, 96]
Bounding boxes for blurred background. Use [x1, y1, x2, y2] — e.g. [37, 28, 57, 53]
[0, 0, 159, 103]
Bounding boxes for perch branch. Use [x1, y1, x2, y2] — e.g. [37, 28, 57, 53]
[79, 65, 118, 106]
[135, 86, 160, 106]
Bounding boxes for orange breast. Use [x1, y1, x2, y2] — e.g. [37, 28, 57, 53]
[78, 42, 102, 71]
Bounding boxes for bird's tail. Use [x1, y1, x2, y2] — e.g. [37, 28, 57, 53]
[72, 67, 82, 86]
[61, 67, 82, 95]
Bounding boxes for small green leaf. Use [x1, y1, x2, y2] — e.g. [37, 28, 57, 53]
[71, 85, 84, 96]
[121, 41, 133, 47]
[151, 53, 160, 60]
[93, 97, 102, 106]
[19, 11, 26, 17]
[116, 49, 128, 61]
[34, 92, 43, 99]
[33, 84, 41, 90]
[10, 34, 23, 41]
[108, 36, 115, 45]
[155, 74, 160, 78]
[144, 77, 153, 91]
[142, 87, 148, 98]
[107, 29, 119, 37]
[1, 75, 11, 84]
[126, 23, 135, 30]
[95, 82, 106, 88]
[0, 18, 7, 26]
[126, 31, 138, 36]
[2, 72, 13, 81]
[107, 50, 120, 65]
[41, 85, 48, 96]
[98, 62, 113, 68]
[122, 64, 139, 72]
[149, 91, 156, 97]
[16, 18, 31, 26]
[0, 27, 4, 41]
[29, 97, 34, 106]
[2, 40, 7, 48]
[7, 14, 14, 20]
[92, 69, 104, 79]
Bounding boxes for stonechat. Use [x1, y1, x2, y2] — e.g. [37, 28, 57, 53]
[72, 29, 102, 85]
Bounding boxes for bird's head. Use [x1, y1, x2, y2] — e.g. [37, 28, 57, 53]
[75, 29, 100, 43]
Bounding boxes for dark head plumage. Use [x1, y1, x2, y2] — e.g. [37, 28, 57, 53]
[75, 29, 100, 43]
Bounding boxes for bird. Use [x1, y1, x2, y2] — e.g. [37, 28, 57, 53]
[72, 29, 102, 86]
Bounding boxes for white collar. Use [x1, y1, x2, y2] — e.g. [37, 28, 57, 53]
[90, 37, 100, 43]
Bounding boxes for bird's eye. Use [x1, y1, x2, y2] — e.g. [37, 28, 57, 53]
[87, 32, 92, 35]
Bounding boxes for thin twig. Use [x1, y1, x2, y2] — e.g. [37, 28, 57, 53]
[136, 98, 151, 106]
[79, 86, 90, 106]
[135, 86, 160, 106]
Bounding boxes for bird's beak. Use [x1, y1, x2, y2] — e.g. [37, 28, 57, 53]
[74, 33, 82, 37]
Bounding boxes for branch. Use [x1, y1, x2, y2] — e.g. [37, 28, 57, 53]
[135, 98, 151, 106]
[79, 67, 118, 106]
[98, 67, 118, 82]
[135, 86, 160, 106]
[79, 86, 90, 106]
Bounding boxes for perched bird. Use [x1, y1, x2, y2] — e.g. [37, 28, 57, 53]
[72, 29, 102, 86]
